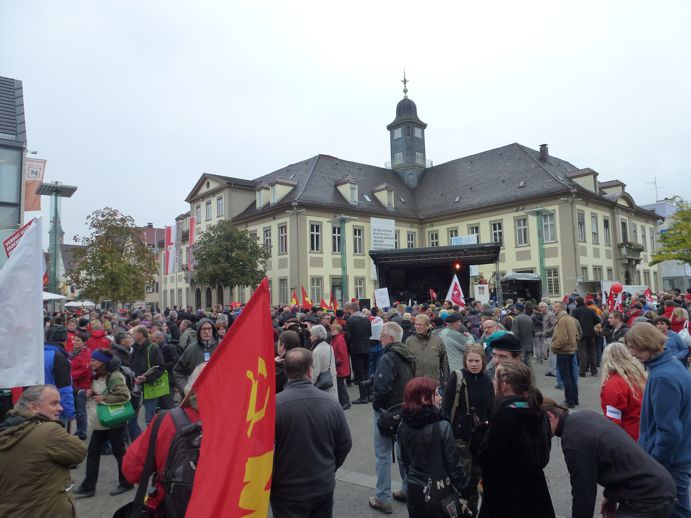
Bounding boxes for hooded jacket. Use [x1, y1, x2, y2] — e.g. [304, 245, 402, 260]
[0, 409, 86, 518]
[173, 318, 219, 394]
[44, 342, 75, 420]
[85, 329, 111, 351]
[372, 342, 416, 411]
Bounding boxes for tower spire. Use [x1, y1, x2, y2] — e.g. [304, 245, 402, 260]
[401, 70, 408, 98]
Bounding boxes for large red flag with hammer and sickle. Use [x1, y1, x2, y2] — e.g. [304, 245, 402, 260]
[187, 278, 275, 517]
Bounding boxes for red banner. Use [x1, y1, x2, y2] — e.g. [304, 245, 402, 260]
[290, 289, 298, 307]
[188, 278, 275, 517]
[301, 286, 312, 310]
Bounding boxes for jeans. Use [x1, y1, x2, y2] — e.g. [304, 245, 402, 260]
[82, 426, 128, 489]
[142, 394, 174, 425]
[557, 354, 579, 406]
[74, 389, 87, 440]
[669, 463, 691, 518]
[271, 491, 334, 518]
[373, 410, 407, 504]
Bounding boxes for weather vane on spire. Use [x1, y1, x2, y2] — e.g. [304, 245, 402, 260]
[401, 70, 408, 97]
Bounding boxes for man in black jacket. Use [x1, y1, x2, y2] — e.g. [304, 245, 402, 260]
[542, 400, 676, 518]
[369, 322, 416, 514]
[571, 296, 601, 376]
[272, 348, 352, 518]
[345, 302, 372, 403]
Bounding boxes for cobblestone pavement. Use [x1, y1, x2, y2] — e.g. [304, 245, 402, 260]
[73, 359, 604, 517]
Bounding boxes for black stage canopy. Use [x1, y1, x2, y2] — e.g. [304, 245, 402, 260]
[369, 244, 501, 305]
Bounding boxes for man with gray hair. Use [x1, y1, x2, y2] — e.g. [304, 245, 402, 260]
[0, 385, 87, 517]
[369, 322, 416, 513]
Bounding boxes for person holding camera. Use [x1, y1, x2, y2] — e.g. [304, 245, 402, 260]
[369, 322, 416, 514]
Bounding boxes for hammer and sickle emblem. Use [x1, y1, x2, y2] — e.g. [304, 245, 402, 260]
[246, 357, 270, 438]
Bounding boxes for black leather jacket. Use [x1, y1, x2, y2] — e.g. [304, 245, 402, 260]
[398, 409, 468, 490]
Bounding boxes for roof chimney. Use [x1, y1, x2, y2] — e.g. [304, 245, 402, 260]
[539, 144, 548, 161]
[146, 223, 153, 228]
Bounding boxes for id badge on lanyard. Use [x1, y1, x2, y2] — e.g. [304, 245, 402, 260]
[204, 351, 210, 362]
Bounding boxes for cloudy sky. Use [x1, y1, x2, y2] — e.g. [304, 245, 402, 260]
[3, 0, 690, 244]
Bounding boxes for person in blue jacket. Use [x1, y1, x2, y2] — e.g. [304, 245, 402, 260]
[626, 322, 691, 518]
[44, 325, 75, 425]
[655, 316, 689, 366]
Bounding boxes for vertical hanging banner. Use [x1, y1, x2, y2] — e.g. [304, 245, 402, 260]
[169, 221, 177, 275]
[164, 226, 172, 275]
[188, 216, 196, 270]
[0, 218, 45, 387]
[24, 159, 46, 211]
[188, 278, 275, 517]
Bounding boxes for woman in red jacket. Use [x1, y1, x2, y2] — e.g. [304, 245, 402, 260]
[670, 307, 688, 334]
[330, 323, 351, 410]
[600, 341, 647, 441]
[70, 334, 92, 440]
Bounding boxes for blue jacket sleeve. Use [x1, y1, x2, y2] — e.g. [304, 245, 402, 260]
[666, 333, 688, 360]
[58, 385, 75, 420]
[649, 377, 683, 468]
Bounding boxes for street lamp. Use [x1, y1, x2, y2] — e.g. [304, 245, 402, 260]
[37, 182, 77, 307]
[331, 214, 357, 308]
[523, 207, 553, 292]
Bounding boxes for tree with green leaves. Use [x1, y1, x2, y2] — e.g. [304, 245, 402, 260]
[650, 199, 691, 266]
[193, 220, 269, 291]
[68, 207, 157, 305]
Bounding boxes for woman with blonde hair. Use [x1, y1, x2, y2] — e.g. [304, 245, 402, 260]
[599, 342, 647, 441]
[670, 306, 689, 334]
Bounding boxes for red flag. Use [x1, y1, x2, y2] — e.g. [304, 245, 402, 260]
[606, 291, 615, 312]
[614, 292, 624, 312]
[429, 288, 437, 301]
[290, 289, 298, 307]
[445, 274, 466, 307]
[330, 292, 339, 312]
[320, 298, 329, 310]
[643, 288, 653, 303]
[188, 278, 275, 517]
[301, 286, 313, 310]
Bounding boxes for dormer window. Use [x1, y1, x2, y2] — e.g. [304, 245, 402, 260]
[387, 190, 394, 209]
[349, 183, 357, 204]
[270, 184, 277, 204]
[257, 190, 263, 207]
[393, 128, 402, 139]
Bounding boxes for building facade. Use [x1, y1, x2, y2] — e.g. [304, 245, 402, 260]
[165, 89, 660, 309]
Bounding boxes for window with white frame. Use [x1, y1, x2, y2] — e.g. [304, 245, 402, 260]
[310, 277, 323, 304]
[644, 270, 651, 287]
[394, 152, 403, 165]
[603, 218, 611, 245]
[216, 196, 224, 218]
[632, 223, 638, 243]
[353, 227, 363, 254]
[429, 231, 439, 247]
[546, 268, 560, 296]
[593, 266, 603, 280]
[310, 223, 321, 252]
[270, 184, 277, 204]
[205, 200, 212, 221]
[393, 128, 402, 139]
[591, 214, 599, 244]
[407, 231, 416, 248]
[491, 221, 503, 245]
[278, 224, 287, 254]
[279, 278, 288, 305]
[195, 204, 201, 222]
[650, 228, 655, 251]
[607, 268, 613, 280]
[542, 213, 556, 243]
[414, 127, 423, 138]
[515, 217, 528, 246]
[349, 183, 358, 204]
[580, 266, 589, 280]
[620, 220, 628, 242]
[263, 228, 272, 254]
[354, 277, 365, 300]
[577, 212, 586, 242]
[415, 152, 424, 165]
[394, 230, 400, 249]
[448, 228, 458, 242]
[468, 224, 480, 241]
[332, 225, 341, 253]
[387, 190, 394, 209]
[641, 226, 647, 251]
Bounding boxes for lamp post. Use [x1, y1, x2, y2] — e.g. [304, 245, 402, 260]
[523, 207, 551, 293]
[36, 182, 77, 310]
[331, 214, 356, 308]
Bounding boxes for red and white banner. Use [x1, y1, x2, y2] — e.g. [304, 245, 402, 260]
[445, 274, 466, 307]
[24, 158, 46, 212]
[643, 287, 653, 303]
[188, 278, 275, 517]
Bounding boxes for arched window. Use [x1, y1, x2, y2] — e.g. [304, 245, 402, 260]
[205, 287, 212, 309]
[195, 289, 202, 310]
[216, 286, 224, 306]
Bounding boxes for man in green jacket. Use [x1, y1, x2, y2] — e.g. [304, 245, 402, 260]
[0, 384, 86, 517]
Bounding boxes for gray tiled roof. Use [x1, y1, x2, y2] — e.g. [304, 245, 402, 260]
[231, 143, 653, 223]
[0, 76, 27, 147]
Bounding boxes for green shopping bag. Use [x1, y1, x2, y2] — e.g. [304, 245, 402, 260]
[143, 344, 170, 400]
[97, 401, 134, 428]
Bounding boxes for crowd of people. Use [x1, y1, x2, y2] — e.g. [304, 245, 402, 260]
[0, 286, 689, 517]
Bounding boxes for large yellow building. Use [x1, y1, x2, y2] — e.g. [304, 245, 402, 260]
[161, 91, 659, 309]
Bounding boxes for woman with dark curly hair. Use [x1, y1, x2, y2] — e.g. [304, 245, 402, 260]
[398, 376, 469, 517]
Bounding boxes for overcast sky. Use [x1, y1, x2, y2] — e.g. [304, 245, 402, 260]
[3, 0, 690, 245]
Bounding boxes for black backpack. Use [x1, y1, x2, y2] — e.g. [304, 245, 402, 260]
[161, 407, 202, 518]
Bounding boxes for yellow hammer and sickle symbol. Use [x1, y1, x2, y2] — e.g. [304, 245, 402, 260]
[246, 357, 270, 438]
